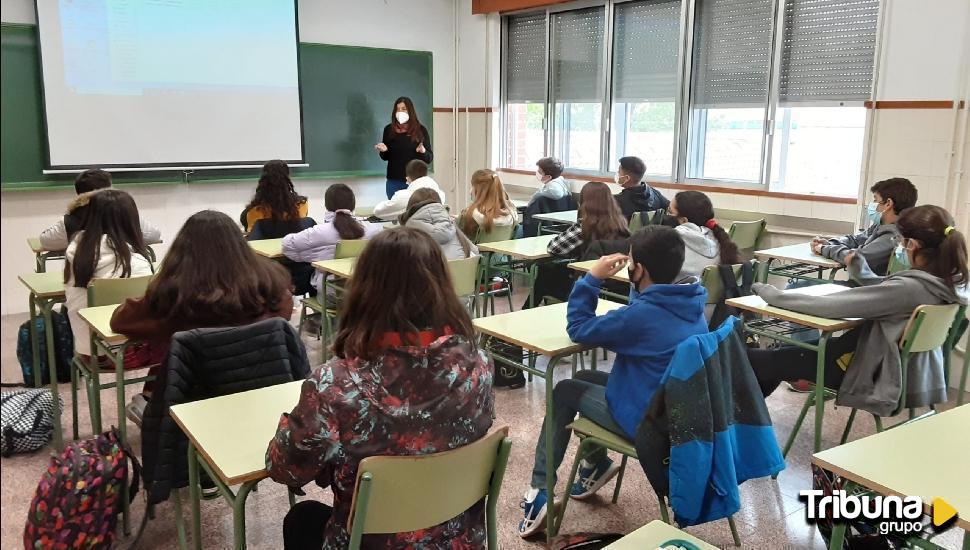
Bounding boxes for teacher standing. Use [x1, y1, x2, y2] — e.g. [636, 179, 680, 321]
[375, 96, 433, 199]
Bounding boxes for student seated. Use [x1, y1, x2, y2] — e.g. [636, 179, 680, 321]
[458, 168, 517, 239]
[747, 206, 967, 416]
[373, 159, 446, 221]
[527, 181, 630, 306]
[39, 169, 161, 251]
[239, 160, 310, 234]
[110, 210, 294, 422]
[266, 227, 494, 549]
[518, 226, 709, 538]
[811, 177, 918, 278]
[400, 188, 478, 260]
[666, 190, 740, 280]
[529, 156, 570, 204]
[282, 183, 383, 305]
[65, 190, 154, 362]
[613, 156, 670, 222]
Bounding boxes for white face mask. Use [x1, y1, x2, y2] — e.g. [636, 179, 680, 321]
[395, 111, 410, 125]
[536, 171, 546, 183]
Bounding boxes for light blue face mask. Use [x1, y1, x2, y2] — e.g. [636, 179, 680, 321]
[866, 202, 883, 227]
[893, 245, 912, 271]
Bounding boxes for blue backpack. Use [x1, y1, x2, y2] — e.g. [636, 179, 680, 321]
[13, 308, 74, 387]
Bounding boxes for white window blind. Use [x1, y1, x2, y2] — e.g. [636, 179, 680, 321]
[506, 13, 547, 102]
[551, 6, 606, 102]
[612, 0, 682, 103]
[780, 0, 879, 104]
[691, 0, 774, 107]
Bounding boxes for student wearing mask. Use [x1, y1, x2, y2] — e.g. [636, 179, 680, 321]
[373, 159, 446, 221]
[400, 188, 478, 260]
[613, 156, 670, 221]
[811, 177, 918, 278]
[529, 157, 570, 204]
[747, 205, 967, 416]
[267, 228, 493, 549]
[39, 169, 161, 251]
[458, 169, 518, 238]
[666, 191, 740, 281]
[518, 226, 708, 538]
[375, 96, 433, 199]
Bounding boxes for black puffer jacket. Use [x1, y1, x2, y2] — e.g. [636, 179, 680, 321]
[141, 318, 310, 504]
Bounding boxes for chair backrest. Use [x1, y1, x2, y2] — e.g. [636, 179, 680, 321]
[728, 219, 767, 252]
[900, 304, 961, 354]
[347, 426, 511, 548]
[700, 264, 744, 305]
[628, 209, 665, 233]
[474, 223, 516, 244]
[448, 256, 481, 297]
[86, 275, 153, 307]
[335, 240, 368, 259]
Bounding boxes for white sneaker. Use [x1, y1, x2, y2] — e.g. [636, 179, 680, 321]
[125, 394, 147, 426]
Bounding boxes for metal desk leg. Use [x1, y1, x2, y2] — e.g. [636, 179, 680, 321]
[544, 355, 564, 539]
[28, 293, 41, 388]
[188, 443, 202, 550]
[321, 277, 331, 362]
[41, 299, 63, 451]
[114, 342, 132, 535]
[527, 262, 537, 309]
[827, 480, 856, 549]
[233, 482, 258, 550]
[35, 252, 46, 273]
[813, 333, 831, 452]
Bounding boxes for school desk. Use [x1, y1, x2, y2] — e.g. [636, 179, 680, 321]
[511, 198, 529, 210]
[606, 519, 718, 550]
[27, 237, 66, 273]
[755, 242, 843, 284]
[726, 283, 863, 454]
[813, 404, 970, 550]
[170, 380, 304, 550]
[17, 272, 66, 449]
[478, 234, 556, 309]
[248, 238, 285, 259]
[532, 209, 578, 234]
[311, 258, 356, 359]
[568, 259, 631, 303]
[355, 205, 376, 218]
[473, 300, 622, 538]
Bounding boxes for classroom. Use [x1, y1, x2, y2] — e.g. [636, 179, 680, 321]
[1, 0, 968, 548]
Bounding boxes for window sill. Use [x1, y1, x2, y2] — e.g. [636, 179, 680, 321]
[496, 168, 858, 204]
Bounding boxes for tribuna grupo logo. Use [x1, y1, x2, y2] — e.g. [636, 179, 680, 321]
[800, 490, 958, 536]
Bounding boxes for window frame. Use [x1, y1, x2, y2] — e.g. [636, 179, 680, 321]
[499, 0, 882, 198]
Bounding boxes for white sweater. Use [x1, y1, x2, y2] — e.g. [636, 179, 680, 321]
[65, 234, 153, 356]
[373, 176, 447, 221]
[675, 223, 720, 281]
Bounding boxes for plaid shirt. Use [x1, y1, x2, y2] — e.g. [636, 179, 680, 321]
[547, 223, 584, 258]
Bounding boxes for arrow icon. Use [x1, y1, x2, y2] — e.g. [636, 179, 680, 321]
[932, 497, 957, 527]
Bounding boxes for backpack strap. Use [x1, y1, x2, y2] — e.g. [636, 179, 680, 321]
[114, 427, 151, 549]
[708, 261, 751, 330]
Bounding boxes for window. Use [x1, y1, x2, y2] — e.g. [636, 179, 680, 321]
[550, 7, 606, 171]
[610, 0, 682, 176]
[501, 0, 879, 197]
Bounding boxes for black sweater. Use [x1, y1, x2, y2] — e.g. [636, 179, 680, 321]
[379, 124, 433, 180]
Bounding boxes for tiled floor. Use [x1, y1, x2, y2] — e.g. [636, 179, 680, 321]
[1, 290, 966, 549]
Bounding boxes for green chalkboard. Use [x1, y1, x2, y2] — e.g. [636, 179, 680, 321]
[0, 24, 433, 190]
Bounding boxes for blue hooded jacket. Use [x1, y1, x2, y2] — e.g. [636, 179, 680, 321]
[566, 273, 708, 438]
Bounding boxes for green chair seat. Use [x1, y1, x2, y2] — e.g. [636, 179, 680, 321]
[568, 417, 637, 456]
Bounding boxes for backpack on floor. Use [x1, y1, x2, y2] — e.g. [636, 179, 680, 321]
[1, 388, 62, 456]
[23, 428, 144, 550]
[12, 307, 74, 387]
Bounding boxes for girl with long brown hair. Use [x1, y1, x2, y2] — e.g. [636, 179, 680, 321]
[267, 227, 494, 549]
[459, 169, 517, 238]
[375, 96, 433, 199]
[240, 160, 309, 233]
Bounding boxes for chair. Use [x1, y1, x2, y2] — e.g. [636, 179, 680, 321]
[335, 239, 368, 258]
[71, 275, 154, 438]
[728, 219, 766, 256]
[700, 264, 746, 305]
[948, 312, 969, 405]
[347, 426, 512, 550]
[837, 304, 962, 443]
[554, 418, 741, 546]
[628, 209, 665, 233]
[448, 255, 483, 316]
[298, 240, 367, 361]
[475, 224, 517, 315]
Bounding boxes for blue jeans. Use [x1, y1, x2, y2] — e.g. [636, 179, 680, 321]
[386, 178, 407, 199]
[531, 369, 624, 488]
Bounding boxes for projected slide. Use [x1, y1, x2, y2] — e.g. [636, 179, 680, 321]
[36, 0, 304, 168]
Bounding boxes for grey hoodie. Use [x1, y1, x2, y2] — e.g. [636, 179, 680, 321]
[404, 203, 479, 260]
[752, 270, 967, 417]
[820, 223, 897, 275]
[676, 223, 720, 281]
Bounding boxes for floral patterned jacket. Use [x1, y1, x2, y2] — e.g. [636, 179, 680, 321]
[266, 332, 494, 549]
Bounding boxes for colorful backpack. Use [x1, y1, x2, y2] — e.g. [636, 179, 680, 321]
[13, 308, 74, 387]
[24, 428, 142, 549]
[1, 388, 62, 456]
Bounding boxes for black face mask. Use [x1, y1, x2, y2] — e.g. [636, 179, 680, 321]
[627, 266, 643, 291]
[661, 215, 680, 227]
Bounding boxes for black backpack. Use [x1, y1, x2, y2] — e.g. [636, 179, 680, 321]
[708, 261, 754, 331]
[10, 307, 73, 387]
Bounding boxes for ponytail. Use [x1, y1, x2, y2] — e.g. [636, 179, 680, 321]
[937, 226, 968, 290]
[709, 221, 740, 265]
[324, 183, 365, 240]
[675, 190, 739, 265]
[897, 205, 968, 290]
[332, 210, 365, 240]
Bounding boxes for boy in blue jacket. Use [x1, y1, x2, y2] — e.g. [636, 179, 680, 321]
[519, 226, 709, 538]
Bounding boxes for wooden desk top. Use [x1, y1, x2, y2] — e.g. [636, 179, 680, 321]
[77, 304, 126, 345]
[477, 235, 555, 260]
[755, 242, 842, 269]
[568, 259, 631, 283]
[726, 283, 862, 332]
[473, 301, 622, 356]
[813, 404, 970, 531]
[249, 238, 285, 259]
[356, 205, 376, 218]
[170, 380, 304, 486]
[532, 210, 578, 224]
[18, 272, 66, 299]
[27, 237, 56, 254]
[606, 520, 717, 549]
[312, 258, 356, 278]
[511, 199, 529, 210]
